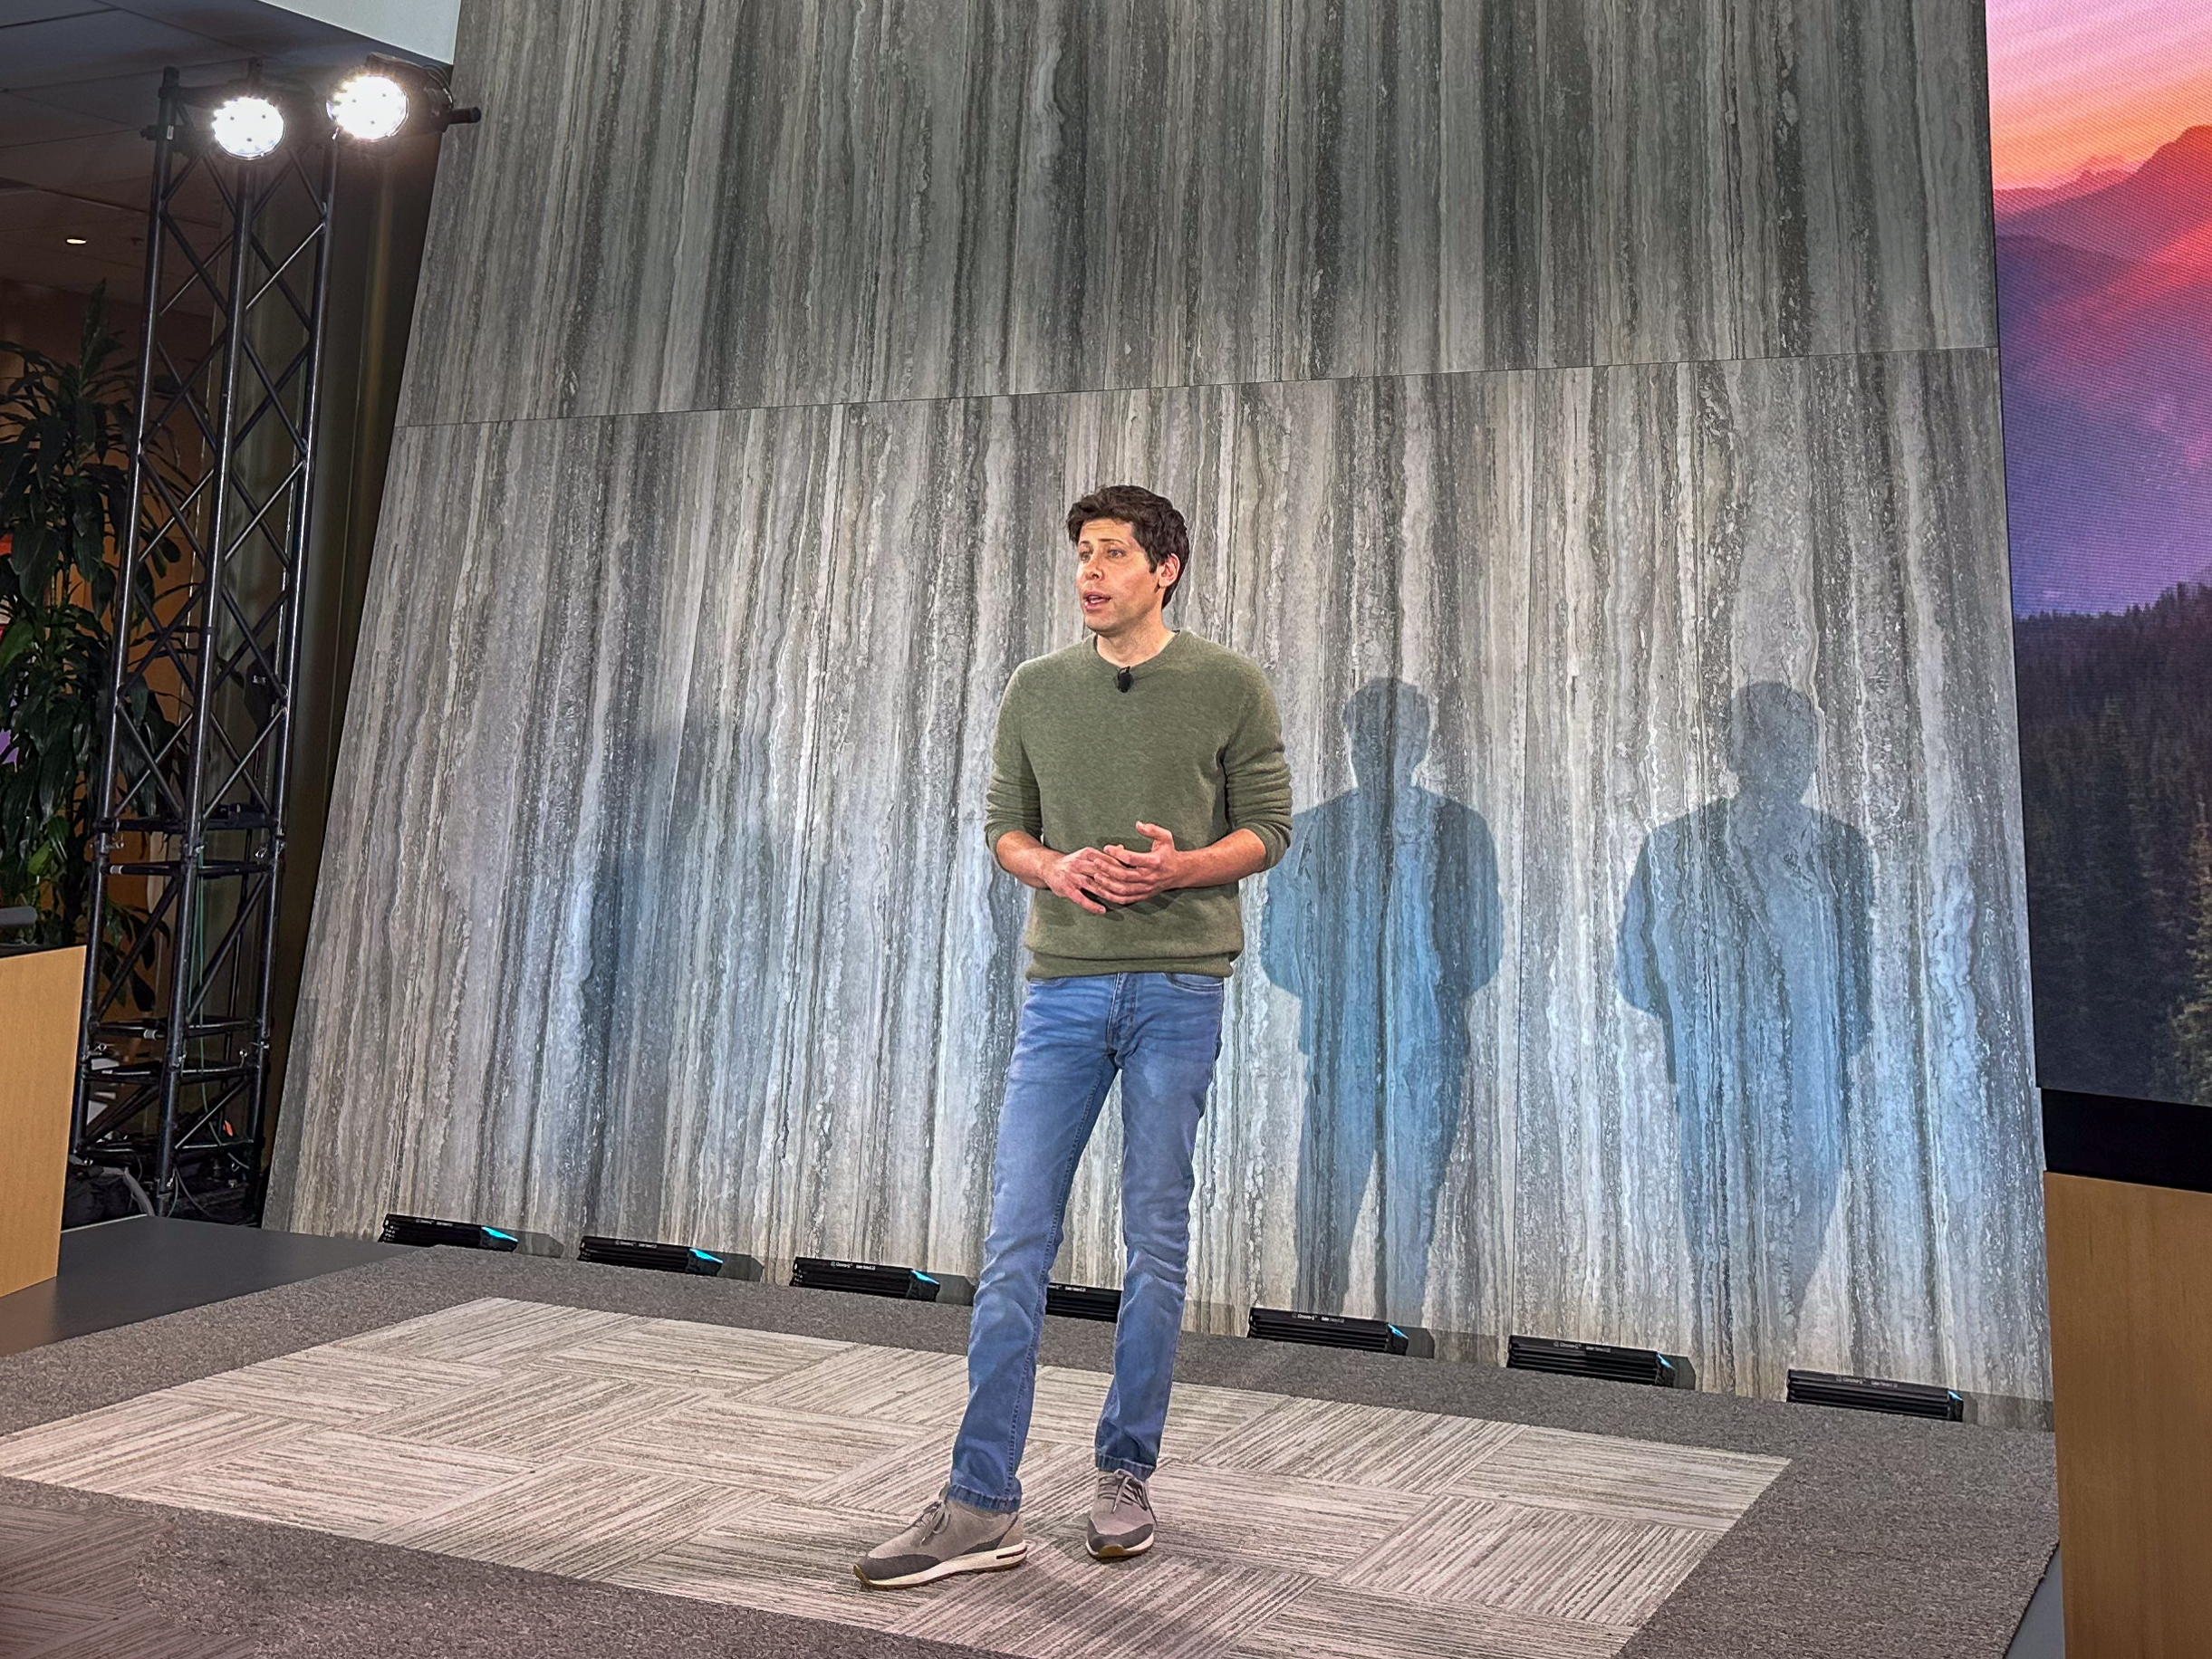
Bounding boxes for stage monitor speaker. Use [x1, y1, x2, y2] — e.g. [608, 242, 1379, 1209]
[791, 1256, 939, 1300]
[578, 1235, 726, 1275]
[1508, 1335, 1681, 1387]
[1786, 1369, 1965, 1421]
[1045, 1281, 1122, 1322]
[1248, 1306, 1412, 1356]
[380, 1213, 519, 1251]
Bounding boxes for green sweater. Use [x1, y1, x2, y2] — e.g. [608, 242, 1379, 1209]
[983, 632, 1294, 979]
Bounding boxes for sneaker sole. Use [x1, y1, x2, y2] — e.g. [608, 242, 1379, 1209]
[854, 1540, 1028, 1589]
[1087, 1532, 1154, 1560]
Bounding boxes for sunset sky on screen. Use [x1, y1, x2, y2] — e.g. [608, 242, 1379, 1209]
[1987, 0, 2212, 187]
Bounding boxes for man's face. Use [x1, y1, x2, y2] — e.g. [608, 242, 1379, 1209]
[1073, 518, 1175, 636]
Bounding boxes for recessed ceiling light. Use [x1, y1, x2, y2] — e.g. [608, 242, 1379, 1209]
[64, 235, 87, 245]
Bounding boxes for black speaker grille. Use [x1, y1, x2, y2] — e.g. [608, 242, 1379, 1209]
[1507, 1335, 1675, 1386]
[1045, 1282, 1122, 1322]
[1786, 1369, 1964, 1420]
[791, 1257, 938, 1300]
[379, 1213, 518, 1251]
[1247, 1307, 1410, 1355]
[578, 1235, 724, 1275]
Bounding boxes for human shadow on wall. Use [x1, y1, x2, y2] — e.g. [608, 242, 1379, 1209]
[1616, 683, 1873, 1395]
[1261, 680, 1501, 1323]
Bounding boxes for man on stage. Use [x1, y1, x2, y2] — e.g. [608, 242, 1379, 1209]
[856, 484, 1293, 1587]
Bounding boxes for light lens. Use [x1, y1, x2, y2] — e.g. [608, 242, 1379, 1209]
[329, 72, 409, 142]
[210, 95, 284, 159]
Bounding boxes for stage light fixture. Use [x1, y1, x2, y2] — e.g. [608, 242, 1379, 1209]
[210, 93, 284, 158]
[578, 1234, 726, 1275]
[791, 1256, 940, 1300]
[1248, 1306, 1416, 1356]
[1507, 1334, 1683, 1386]
[380, 1212, 520, 1251]
[329, 70, 410, 141]
[1787, 1369, 1965, 1421]
[1045, 1281, 1122, 1322]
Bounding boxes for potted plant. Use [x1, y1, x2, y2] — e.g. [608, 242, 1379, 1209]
[0, 288, 134, 947]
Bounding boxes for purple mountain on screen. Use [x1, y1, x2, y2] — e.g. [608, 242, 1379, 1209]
[1997, 128, 2212, 615]
[2007, 127, 2212, 264]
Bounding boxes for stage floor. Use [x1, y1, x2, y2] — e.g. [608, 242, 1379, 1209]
[0, 1247, 2057, 1658]
[0, 1215, 402, 1358]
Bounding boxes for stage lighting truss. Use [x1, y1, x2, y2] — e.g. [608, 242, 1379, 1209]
[71, 61, 471, 1217]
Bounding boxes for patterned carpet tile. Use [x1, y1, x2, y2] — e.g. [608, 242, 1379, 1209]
[740, 1346, 971, 1424]
[803, 1429, 1101, 1522]
[27, 1606, 258, 1659]
[332, 1298, 640, 1365]
[894, 1540, 1312, 1659]
[160, 1347, 505, 1427]
[0, 1304, 1788, 1659]
[365, 1366, 700, 1459]
[1439, 1427, 1788, 1529]
[0, 1507, 164, 1599]
[1337, 1497, 1718, 1625]
[0, 1501, 253, 1659]
[130, 1428, 534, 1541]
[601, 1495, 918, 1634]
[388, 1459, 748, 1576]
[0, 1399, 296, 1498]
[0, 1587, 114, 1657]
[1221, 1582, 1632, 1659]
[572, 1395, 924, 1493]
[1140, 1465, 1434, 1575]
[1027, 1367, 1287, 1460]
[537, 1318, 850, 1393]
[1190, 1396, 1527, 1491]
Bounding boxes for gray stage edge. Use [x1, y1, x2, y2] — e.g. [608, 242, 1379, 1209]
[0, 1248, 2055, 1659]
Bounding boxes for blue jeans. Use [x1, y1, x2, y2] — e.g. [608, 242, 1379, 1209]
[947, 970, 1226, 1513]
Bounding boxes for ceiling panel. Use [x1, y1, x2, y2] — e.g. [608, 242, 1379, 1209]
[19, 62, 225, 125]
[0, 9, 236, 88]
[0, 128, 159, 200]
[119, 0, 346, 53]
[0, 87, 120, 145]
[0, 231, 142, 297]
[0, 3, 111, 26]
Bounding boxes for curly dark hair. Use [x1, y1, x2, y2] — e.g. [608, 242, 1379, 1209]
[1065, 484, 1189, 609]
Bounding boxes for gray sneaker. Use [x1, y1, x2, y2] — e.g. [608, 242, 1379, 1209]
[853, 1486, 1027, 1588]
[1086, 1470, 1155, 1558]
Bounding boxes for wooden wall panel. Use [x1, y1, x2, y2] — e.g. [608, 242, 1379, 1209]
[272, 350, 2045, 1403]
[0, 947, 85, 1299]
[2044, 1173, 2212, 1653]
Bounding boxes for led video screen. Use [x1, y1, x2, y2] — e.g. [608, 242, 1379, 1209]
[1993, 1, 2212, 1101]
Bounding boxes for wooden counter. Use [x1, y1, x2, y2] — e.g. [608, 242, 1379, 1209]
[2044, 1166, 2212, 1655]
[0, 946, 84, 1299]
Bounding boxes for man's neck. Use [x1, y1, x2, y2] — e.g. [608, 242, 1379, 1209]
[1092, 617, 1175, 669]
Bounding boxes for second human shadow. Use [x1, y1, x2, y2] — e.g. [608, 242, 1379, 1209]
[1617, 682, 1874, 1396]
[1262, 680, 1501, 1324]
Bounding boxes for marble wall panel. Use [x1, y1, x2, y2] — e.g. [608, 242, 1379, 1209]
[395, 0, 1997, 428]
[275, 350, 2044, 1403]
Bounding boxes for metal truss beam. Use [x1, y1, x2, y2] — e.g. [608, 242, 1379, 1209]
[73, 67, 336, 1220]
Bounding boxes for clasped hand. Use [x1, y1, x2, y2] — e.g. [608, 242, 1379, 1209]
[1047, 822, 1183, 916]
